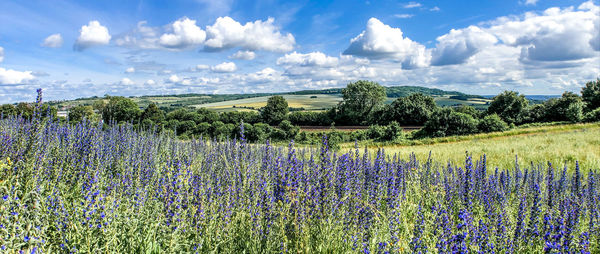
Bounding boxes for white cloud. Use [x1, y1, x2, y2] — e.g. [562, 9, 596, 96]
[211, 62, 237, 72]
[74, 21, 111, 51]
[430, 6, 440, 12]
[145, 79, 156, 85]
[115, 21, 161, 49]
[167, 75, 181, 83]
[229, 50, 256, 60]
[42, 33, 63, 48]
[159, 17, 206, 49]
[403, 2, 422, 8]
[188, 64, 210, 72]
[524, 0, 539, 6]
[488, 2, 599, 62]
[0, 67, 35, 84]
[277, 51, 339, 67]
[125, 67, 135, 73]
[431, 26, 498, 65]
[343, 18, 430, 68]
[394, 14, 414, 19]
[120, 78, 135, 85]
[0, 47, 3, 63]
[204, 16, 295, 52]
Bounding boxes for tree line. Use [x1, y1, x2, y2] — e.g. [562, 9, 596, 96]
[1, 79, 599, 144]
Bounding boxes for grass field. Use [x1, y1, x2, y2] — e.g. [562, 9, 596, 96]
[197, 94, 343, 112]
[347, 123, 600, 171]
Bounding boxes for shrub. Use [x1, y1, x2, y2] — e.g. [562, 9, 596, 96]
[478, 114, 509, 133]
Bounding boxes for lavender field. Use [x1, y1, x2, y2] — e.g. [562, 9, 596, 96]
[0, 109, 597, 253]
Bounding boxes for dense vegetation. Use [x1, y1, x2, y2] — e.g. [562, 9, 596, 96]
[0, 105, 597, 252]
[1, 79, 599, 146]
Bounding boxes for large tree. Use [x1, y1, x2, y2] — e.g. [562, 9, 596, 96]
[486, 91, 528, 125]
[385, 93, 437, 125]
[581, 79, 600, 111]
[68, 105, 97, 123]
[261, 96, 289, 125]
[101, 96, 141, 124]
[337, 80, 386, 125]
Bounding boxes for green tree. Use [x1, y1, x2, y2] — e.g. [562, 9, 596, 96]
[0, 104, 16, 118]
[337, 80, 386, 125]
[383, 121, 403, 141]
[141, 103, 165, 124]
[68, 105, 97, 123]
[386, 93, 437, 125]
[478, 114, 508, 133]
[278, 120, 300, 140]
[261, 96, 289, 125]
[454, 105, 480, 119]
[420, 108, 478, 137]
[101, 96, 141, 124]
[581, 79, 600, 111]
[544, 92, 584, 122]
[486, 91, 528, 125]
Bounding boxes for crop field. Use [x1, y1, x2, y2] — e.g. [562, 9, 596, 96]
[196, 94, 343, 112]
[0, 115, 598, 253]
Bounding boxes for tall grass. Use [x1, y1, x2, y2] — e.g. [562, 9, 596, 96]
[0, 113, 598, 253]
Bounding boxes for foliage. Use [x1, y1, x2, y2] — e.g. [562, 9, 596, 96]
[68, 105, 97, 123]
[486, 90, 528, 125]
[336, 80, 386, 125]
[277, 120, 300, 140]
[383, 93, 438, 125]
[100, 96, 141, 124]
[477, 114, 509, 132]
[583, 107, 600, 122]
[419, 108, 479, 137]
[261, 96, 289, 125]
[581, 78, 600, 111]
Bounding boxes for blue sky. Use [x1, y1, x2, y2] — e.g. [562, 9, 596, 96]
[0, 0, 598, 103]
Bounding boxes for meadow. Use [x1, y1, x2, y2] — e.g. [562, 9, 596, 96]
[0, 113, 598, 253]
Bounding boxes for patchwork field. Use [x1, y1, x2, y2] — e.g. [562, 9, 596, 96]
[196, 94, 343, 112]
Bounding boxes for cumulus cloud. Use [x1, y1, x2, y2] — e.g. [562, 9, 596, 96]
[211, 62, 237, 72]
[125, 67, 135, 73]
[431, 26, 498, 65]
[42, 33, 63, 48]
[488, 2, 599, 62]
[167, 75, 181, 83]
[120, 78, 135, 85]
[204, 16, 295, 52]
[187, 64, 210, 72]
[0, 68, 35, 84]
[74, 21, 111, 51]
[229, 50, 256, 60]
[277, 51, 339, 67]
[159, 17, 206, 49]
[343, 18, 430, 68]
[145, 79, 156, 85]
[0, 47, 3, 63]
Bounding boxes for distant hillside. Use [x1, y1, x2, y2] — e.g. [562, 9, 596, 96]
[50, 85, 485, 112]
[285, 85, 480, 98]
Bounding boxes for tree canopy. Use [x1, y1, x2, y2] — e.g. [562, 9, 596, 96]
[337, 80, 386, 125]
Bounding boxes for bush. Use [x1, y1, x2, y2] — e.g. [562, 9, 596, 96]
[584, 108, 600, 122]
[420, 108, 478, 137]
[278, 120, 300, 140]
[478, 114, 509, 133]
[367, 125, 386, 140]
[383, 121, 403, 141]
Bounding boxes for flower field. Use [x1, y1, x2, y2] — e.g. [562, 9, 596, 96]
[0, 113, 598, 253]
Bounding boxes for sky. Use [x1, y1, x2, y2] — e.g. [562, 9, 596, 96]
[0, 0, 599, 103]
